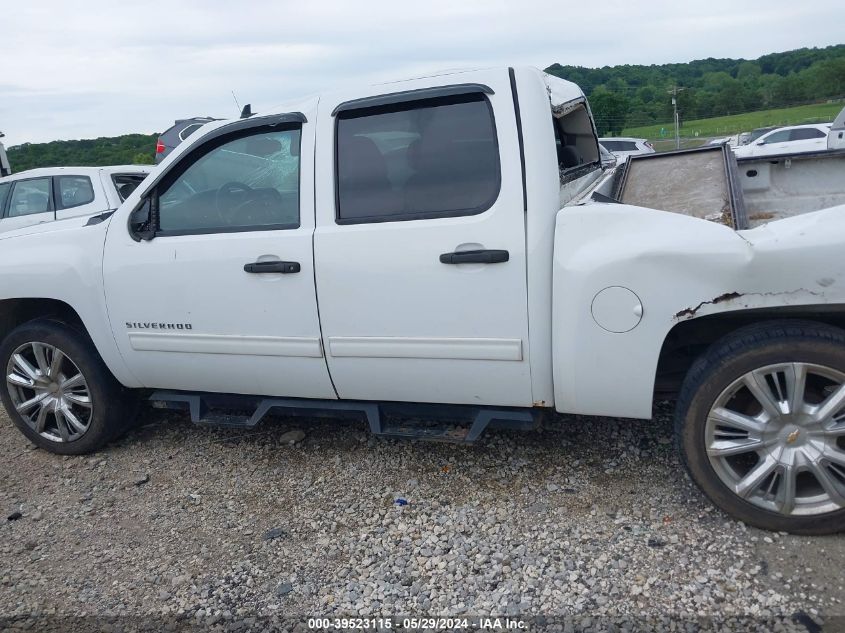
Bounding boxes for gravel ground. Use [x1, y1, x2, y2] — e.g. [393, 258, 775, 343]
[1, 401, 843, 632]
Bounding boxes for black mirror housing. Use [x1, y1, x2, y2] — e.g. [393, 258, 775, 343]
[128, 198, 155, 242]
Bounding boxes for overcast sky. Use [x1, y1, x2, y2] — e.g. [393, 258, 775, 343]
[1, 0, 842, 147]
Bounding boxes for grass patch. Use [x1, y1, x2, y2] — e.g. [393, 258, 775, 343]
[622, 102, 844, 140]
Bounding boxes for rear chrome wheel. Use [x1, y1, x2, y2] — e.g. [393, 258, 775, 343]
[705, 362, 845, 517]
[6, 342, 94, 443]
[677, 321, 845, 534]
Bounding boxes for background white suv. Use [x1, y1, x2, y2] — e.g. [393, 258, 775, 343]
[599, 137, 655, 160]
[733, 123, 830, 158]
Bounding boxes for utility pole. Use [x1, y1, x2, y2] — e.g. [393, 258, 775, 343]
[668, 86, 685, 150]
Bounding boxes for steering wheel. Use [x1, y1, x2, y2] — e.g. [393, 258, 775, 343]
[215, 182, 253, 223]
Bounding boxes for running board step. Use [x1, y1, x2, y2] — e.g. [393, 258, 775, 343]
[148, 391, 538, 444]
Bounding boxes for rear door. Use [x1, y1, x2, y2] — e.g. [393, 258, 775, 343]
[788, 127, 828, 153]
[313, 70, 533, 407]
[0, 177, 54, 232]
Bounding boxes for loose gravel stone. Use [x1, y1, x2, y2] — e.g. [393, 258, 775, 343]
[278, 429, 305, 444]
[0, 402, 842, 630]
[263, 527, 287, 541]
[276, 582, 294, 597]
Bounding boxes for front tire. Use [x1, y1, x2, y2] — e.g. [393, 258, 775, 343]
[0, 319, 133, 455]
[676, 321, 845, 535]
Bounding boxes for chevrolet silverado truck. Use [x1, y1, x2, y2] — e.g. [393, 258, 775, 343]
[1, 67, 845, 534]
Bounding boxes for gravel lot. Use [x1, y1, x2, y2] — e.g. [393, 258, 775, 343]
[1, 401, 843, 632]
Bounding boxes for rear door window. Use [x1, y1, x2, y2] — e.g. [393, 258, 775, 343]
[335, 93, 500, 223]
[601, 140, 639, 151]
[7, 178, 52, 217]
[789, 128, 826, 141]
[57, 175, 95, 209]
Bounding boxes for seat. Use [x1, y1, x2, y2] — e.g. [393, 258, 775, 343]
[404, 111, 498, 214]
[24, 192, 49, 214]
[558, 145, 582, 169]
[118, 183, 138, 200]
[337, 135, 401, 219]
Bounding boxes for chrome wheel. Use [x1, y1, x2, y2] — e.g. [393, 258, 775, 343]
[5, 342, 93, 443]
[706, 362, 845, 517]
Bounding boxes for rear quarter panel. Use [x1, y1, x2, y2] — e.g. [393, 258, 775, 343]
[552, 202, 845, 418]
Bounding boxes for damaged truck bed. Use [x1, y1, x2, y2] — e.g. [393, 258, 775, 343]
[596, 145, 845, 229]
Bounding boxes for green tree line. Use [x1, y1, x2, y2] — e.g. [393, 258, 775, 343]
[7, 44, 845, 169]
[546, 44, 845, 135]
[7, 133, 158, 173]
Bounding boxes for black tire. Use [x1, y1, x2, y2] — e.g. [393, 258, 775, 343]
[0, 319, 135, 455]
[675, 320, 845, 535]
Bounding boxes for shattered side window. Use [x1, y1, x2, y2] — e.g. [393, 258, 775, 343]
[551, 101, 600, 184]
[158, 128, 301, 233]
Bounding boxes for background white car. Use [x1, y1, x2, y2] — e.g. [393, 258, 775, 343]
[599, 137, 655, 160]
[733, 123, 830, 158]
[0, 165, 150, 234]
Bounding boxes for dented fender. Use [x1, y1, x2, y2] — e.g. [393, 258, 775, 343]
[551, 202, 845, 419]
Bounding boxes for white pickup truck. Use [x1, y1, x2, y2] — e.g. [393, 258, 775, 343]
[0, 165, 150, 233]
[1, 67, 845, 534]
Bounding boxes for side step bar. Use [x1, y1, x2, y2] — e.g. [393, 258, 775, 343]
[148, 391, 538, 444]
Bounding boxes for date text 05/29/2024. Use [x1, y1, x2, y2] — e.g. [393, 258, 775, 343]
[307, 617, 527, 630]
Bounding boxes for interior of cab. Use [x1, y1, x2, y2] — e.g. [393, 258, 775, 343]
[552, 102, 600, 179]
[112, 173, 149, 202]
[156, 129, 301, 232]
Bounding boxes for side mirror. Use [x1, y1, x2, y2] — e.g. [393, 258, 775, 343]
[756, 140, 766, 145]
[129, 198, 155, 242]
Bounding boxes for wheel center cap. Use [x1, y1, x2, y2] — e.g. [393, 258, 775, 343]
[48, 382, 59, 394]
[784, 426, 802, 445]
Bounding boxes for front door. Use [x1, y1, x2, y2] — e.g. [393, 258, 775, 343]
[314, 71, 533, 407]
[103, 114, 336, 399]
[758, 129, 791, 156]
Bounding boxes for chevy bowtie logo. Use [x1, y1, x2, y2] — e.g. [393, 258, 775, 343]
[786, 429, 800, 444]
